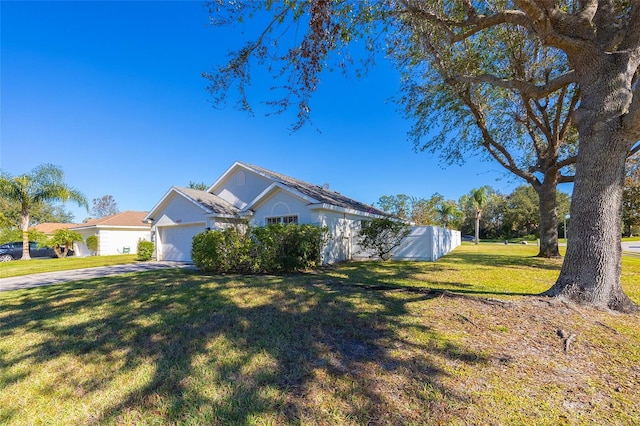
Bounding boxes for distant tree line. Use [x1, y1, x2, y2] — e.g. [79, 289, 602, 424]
[377, 169, 640, 240]
[376, 184, 573, 242]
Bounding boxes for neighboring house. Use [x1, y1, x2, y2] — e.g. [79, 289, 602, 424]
[71, 211, 152, 256]
[145, 162, 460, 263]
[31, 222, 80, 235]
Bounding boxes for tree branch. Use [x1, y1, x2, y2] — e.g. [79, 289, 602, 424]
[513, 0, 595, 53]
[455, 71, 576, 100]
[556, 155, 577, 170]
[452, 10, 533, 42]
[620, 1, 640, 51]
[463, 90, 538, 185]
[552, 85, 567, 139]
[576, 0, 599, 23]
[623, 67, 640, 138]
[399, 0, 531, 43]
[558, 174, 575, 183]
[558, 88, 580, 141]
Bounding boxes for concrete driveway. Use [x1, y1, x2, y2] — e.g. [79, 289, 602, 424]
[0, 261, 195, 292]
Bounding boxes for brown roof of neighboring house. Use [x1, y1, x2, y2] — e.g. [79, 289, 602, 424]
[31, 222, 80, 234]
[72, 211, 151, 229]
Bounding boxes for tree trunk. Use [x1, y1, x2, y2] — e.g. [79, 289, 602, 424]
[543, 129, 638, 312]
[474, 211, 480, 245]
[543, 48, 639, 313]
[21, 210, 31, 260]
[536, 176, 561, 258]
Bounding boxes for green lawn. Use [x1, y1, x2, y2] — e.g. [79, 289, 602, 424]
[0, 254, 139, 278]
[0, 244, 638, 425]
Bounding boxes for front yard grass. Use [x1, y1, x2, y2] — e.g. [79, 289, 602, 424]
[0, 254, 138, 278]
[0, 244, 638, 425]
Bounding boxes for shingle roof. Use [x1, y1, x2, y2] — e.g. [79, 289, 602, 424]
[175, 187, 240, 216]
[31, 222, 80, 234]
[73, 211, 151, 228]
[240, 162, 388, 216]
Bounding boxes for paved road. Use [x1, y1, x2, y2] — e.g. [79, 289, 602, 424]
[0, 261, 195, 292]
[622, 242, 640, 255]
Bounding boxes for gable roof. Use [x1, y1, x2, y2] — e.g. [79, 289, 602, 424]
[222, 162, 388, 216]
[147, 162, 389, 222]
[173, 187, 240, 216]
[144, 187, 240, 222]
[72, 211, 151, 229]
[31, 222, 80, 234]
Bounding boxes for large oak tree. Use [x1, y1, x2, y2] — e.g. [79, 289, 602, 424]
[205, 0, 640, 312]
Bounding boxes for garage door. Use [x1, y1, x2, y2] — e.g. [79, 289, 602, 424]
[159, 224, 205, 262]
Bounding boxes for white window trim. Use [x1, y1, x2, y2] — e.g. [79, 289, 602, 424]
[265, 215, 299, 225]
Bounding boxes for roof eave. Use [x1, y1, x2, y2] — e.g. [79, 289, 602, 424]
[306, 203, 388, 218]
[72, 224, 151, 231]
[205, 213, 241, 219]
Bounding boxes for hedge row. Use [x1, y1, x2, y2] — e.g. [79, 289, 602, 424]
[191, 224, 326, 274]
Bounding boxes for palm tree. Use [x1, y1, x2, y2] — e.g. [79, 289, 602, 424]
[470, 188, 487, 245]
[0, 164, 87, 260]
[437, 201, 456, 228]
[49, 229, 84, 258]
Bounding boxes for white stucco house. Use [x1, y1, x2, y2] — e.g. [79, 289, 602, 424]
[145, 162, 460, 264]
[71, 211, 152, 256]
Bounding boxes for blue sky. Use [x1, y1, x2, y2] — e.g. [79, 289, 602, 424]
[2, 1, 529, 223]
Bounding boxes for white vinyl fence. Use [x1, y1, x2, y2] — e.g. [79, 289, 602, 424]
[352, 226, 461, 262]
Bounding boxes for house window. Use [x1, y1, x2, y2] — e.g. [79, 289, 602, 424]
[266, 215, 298, 225]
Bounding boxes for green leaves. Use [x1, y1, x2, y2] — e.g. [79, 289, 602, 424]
[0, 164, 88, 213]
[191, 224, 326, 273]
[48, 228, 84, 258]
[358, 218, 410, 261]
[137, 240, 155, 261]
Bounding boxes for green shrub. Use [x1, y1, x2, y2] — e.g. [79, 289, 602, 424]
[137, 240, 154, 261]
[358, 218, 410, 261]
[192, 224, 326, 274]
[192, 227, 254, 273]
[86, 235, 99, 255]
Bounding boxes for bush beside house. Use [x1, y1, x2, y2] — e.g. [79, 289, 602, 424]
[191, 224, 326, 274]
[137, 240, 155, 261]
[86, 235, 99, 255]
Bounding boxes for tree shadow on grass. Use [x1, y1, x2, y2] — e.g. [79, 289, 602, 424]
[321, 258, 554, 299]
[442, 250, 563, 271]
[0, 268, 489, 424]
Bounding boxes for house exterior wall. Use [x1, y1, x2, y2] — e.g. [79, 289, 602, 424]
[152, 201, 246, 261]
[98, 229, 151, 256]
[214, 169, 273, 209]
[249, 190, 313, 226]
[154, 193, 210, 227]
[311, 210, 364, 264]
[73, 229, 96, 257]
[73, 228, 151, 256]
